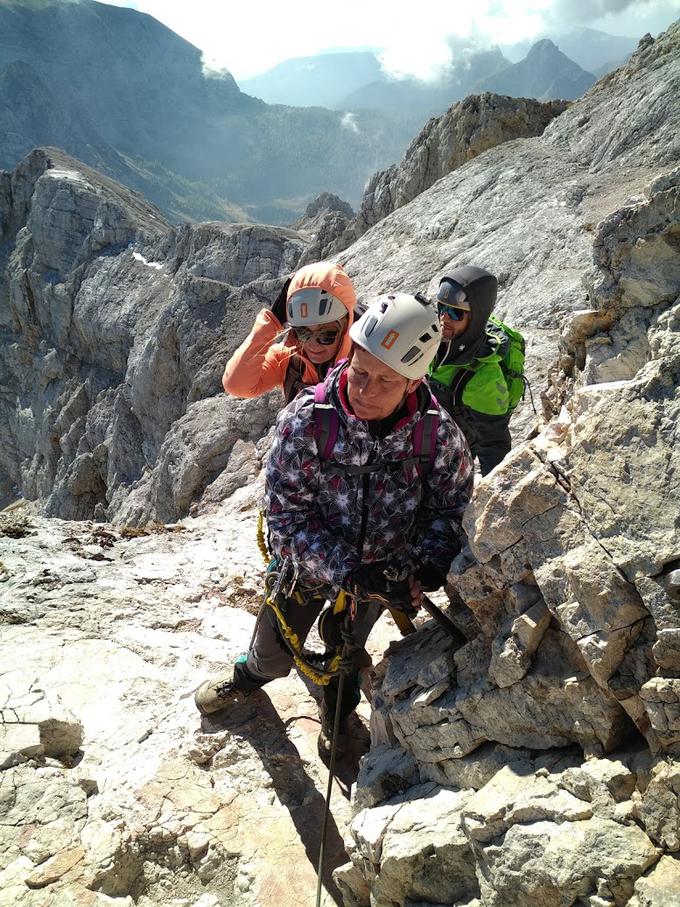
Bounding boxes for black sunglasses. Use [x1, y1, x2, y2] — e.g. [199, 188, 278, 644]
[290, 325, 340, 345]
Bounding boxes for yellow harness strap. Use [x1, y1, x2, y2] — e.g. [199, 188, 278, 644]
[388, 607, 417, 636]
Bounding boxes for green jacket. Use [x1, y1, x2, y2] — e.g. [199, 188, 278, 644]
[428, 345, 509, 416]
[428, 335, 512, 475]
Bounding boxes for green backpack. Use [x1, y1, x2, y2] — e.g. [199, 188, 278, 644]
[487, 315, 527, 413]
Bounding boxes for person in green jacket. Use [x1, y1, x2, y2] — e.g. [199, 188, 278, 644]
[428, 266, 512, 475]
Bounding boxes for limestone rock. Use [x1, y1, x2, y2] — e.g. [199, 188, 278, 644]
[628, 855, 680, 907]
[473, 816, 658, 906]
[459, 761, 660, 906]
[334, 860, 371, 907]
[0, 148, 304, 524]
[488, 599, 551, 688]
[0, 671, 84, 767]
[291, 192, 356, 266]
[640, 679, 680, 750]
[351, 744, 418, 814]
[0, 724, 43, 770]
[357, 94, 568, 234]
[345, 784, 479, 907]
[633, 760, 680, 851]
[306, 94, 568, 262]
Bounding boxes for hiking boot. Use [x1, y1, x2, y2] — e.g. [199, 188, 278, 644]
[317, 710, 350, 762]
[194, 674, 250, 716]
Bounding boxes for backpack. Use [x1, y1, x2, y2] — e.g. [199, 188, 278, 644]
[283, 353, 306, 404]
[312, 383, 439, 479]
[486, 315, 527, 413]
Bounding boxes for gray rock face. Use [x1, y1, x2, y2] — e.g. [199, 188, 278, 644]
[292, 192, 357, 267]
[0, 148, 303, 524]
[337, 24, 680, 907]
[357, 94, 569, 233]
[311, 93, 568, 260]
[1, 22, 680, 907]
[340, 754, 670, 907]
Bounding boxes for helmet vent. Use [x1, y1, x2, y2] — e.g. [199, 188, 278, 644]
[363, 315, 378, 336]
[401, 346, 423, 365]
[419, 332, 432, 343]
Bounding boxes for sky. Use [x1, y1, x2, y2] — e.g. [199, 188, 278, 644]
[105, 0, 680, 80]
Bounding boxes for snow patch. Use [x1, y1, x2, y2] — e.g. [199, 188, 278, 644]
[46, 169, 89, 185]
[132, 252, 163, 271]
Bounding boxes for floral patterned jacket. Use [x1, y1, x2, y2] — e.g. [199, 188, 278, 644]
[264, 361, 474, 590]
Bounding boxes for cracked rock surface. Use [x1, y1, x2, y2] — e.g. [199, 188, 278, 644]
[0, 480, 401, 906]
[0, 19, 679, 907]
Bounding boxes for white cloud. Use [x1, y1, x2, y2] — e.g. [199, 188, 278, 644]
[340, 112, 360, 134]
[104, 0, 680, 80]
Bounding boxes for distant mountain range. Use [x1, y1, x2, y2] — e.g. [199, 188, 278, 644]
[239, 27, 641, 114]
[239, 51, 385, 108]
[0, 1, 642, 225]
[0, 0, 419, 223]
[501, 26, 639, 72]
[481, 40, 595, 102]
[337, 49, 513, 117]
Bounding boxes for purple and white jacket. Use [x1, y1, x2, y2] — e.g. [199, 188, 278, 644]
[264, 362, 474, 590]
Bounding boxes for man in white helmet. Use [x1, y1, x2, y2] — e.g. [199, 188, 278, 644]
[196, 292, 474, 759]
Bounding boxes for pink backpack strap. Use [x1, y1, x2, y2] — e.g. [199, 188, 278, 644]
[313, 383, 339, 461]
[412, 393, 440, 478]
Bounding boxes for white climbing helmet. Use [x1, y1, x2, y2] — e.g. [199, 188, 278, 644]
[349, 292, 441, 379]
[286, 287, 347, 327]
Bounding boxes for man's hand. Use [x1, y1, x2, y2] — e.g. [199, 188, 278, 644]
[350, 562, 413, 611]
[413, 562, 447, 592]
[408, 574, 424, 611]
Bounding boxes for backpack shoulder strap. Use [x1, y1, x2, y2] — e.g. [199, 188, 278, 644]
[283, 354, 306, 404]
[312, 382, 339, 461]
[411, 395, 440, 478]
[313, 384, 440, 477]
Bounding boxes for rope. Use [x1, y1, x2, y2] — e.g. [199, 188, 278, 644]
[257, 512, 346, 685]
[256, 510, 269, 565]
[524, 376, 539, 415]
[316, 670, 345, 907]
[265, 593, 343, 685]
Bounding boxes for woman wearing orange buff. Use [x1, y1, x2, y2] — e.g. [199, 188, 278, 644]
[223, 262, 356, 403]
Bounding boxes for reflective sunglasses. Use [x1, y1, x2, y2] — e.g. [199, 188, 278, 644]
[437, 304, 468, 321]
[290, 325, 341, 345]
[436, 279, 470, 320]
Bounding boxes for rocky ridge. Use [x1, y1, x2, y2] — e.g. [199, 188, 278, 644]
[0, 147, 298, 519]
[301, 93, 569, 263]
[0, 21, 679, 907]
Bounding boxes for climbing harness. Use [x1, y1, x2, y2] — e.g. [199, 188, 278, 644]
[256, 514, 347, 683]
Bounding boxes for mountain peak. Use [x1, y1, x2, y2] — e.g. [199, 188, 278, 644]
[527, 38, 561, 56]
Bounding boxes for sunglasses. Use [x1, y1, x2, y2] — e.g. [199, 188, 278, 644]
[437, 304, 468, 321]
[290, 325, 341, 346]
[436, 279, 470, 320]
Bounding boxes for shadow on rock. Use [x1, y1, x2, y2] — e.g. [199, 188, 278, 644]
[200, 690, 356, 905]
